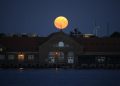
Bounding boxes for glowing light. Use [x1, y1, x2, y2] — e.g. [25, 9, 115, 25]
[54, 16, 68, 30]
[83, 34, 94, 38]
[18, 53, 24, 61]
[55, 52, 58, 55]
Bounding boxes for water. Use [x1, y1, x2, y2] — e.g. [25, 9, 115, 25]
[0, 69, 120, 86]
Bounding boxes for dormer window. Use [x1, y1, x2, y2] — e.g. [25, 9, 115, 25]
[58, 41, 64, 47]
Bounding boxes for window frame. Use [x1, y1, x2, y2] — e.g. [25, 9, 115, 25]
[0, 55, 5, 60]
[28, 55, 34, 60]
[58, 41, 64, 47]
[8, 55, 15, 60]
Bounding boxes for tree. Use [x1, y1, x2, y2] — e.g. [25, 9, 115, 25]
[110, 32, 120, 38]
[0, 33, 6, 38]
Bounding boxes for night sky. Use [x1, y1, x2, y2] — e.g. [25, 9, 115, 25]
[0, 0, 120, 37]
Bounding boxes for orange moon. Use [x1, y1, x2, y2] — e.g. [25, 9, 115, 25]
[54, 16, 68, 30]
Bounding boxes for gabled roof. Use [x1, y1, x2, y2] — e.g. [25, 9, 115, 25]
[48, 31, 68, 38]
[46, 31, 81, 47]
[0, 37, 48, 52]
[0, 32, 120, 52]
[74, 37, 120, 52]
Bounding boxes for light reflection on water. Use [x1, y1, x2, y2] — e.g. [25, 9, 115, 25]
[0, 69, 120, 86]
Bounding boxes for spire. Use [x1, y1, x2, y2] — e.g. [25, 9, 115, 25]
[106, 22, 110, 36]
[93, 21, 100, 36]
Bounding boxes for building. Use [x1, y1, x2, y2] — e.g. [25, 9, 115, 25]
[0, 31, 120, 68]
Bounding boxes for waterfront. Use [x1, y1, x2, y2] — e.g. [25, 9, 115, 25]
[0, 69, 120, 86]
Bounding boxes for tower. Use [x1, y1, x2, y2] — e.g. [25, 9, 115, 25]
[93, 21, 100, 36]
[106, 23, 110, 37]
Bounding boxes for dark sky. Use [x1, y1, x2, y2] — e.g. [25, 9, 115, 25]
[0, 0, 120, 36]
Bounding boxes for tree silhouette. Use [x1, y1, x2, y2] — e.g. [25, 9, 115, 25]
[0, 33, 6, 38]
[110, 32, 120, 38]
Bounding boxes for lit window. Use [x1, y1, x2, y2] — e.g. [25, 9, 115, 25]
[49, 57, 55, 63]
[48, 51, 64, 63]
[18, 53, 24, 61]
[67, 52, 74, 64]
[59, 52, 64, 59]
[0, 55, 5, 60]
[0, 48, 3, 52]
[28, 55, 34, 60]
[68, 57, 74, 63]
[48, 52, 64, 58]
[8, 55, 14, 60]
[58, 41, 64, 47]
[96, 56, 105, 63]
[83, 34, 94, 38]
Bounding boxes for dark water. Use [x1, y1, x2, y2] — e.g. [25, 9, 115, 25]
[0, 69, 120, 86]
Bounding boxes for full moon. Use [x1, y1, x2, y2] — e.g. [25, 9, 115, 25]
[54, 16, 68, 30]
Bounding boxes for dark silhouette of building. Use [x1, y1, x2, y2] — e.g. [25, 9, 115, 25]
[0, 31, 120, 68]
